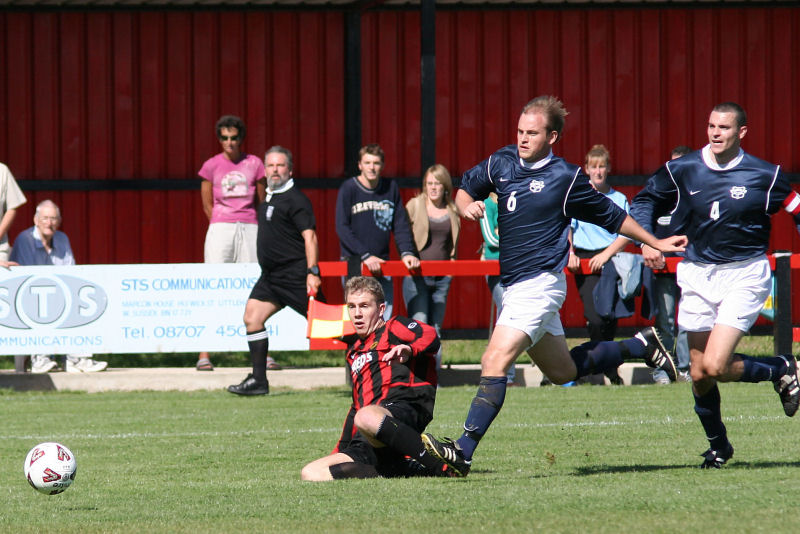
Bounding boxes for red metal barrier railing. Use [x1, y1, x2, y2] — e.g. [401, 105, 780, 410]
[319, 259, 499, 277]
[317, 252, 797, 353]
[321, 257, 669, 277]
[318, 254, 791, 277]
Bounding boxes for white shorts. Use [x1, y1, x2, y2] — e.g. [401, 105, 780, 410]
[496, 272, 566, 346]
[204, 222, 258, 263]
[677, 255, 771, 333]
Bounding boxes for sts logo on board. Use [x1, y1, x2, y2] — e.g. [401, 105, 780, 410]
[0, 275, 108, 329]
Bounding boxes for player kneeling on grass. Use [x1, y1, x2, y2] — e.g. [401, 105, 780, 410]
[301, 276, 457, 480]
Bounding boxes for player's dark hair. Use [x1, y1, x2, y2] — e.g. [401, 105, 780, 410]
[712, 102, 747, 128]
[358, 143, 385, 163]
[265, 145, 293, 171]
[215, 115, 247, 141]
[345, 276, 385, 304]
[521, 95, 568, 140]
[670, 145, 691, 159]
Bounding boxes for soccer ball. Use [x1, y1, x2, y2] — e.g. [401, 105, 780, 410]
[23, 442, 77, 495]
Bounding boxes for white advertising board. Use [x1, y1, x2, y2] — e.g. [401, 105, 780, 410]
[0, 263, 310, 354]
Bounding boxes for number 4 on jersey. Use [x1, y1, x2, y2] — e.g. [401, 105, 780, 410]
[710, 201, 720, 220]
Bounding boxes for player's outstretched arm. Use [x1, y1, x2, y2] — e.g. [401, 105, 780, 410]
[455, 189, 485, 221]
[651, 234, 688, 253]
[617, 215, 687, 254]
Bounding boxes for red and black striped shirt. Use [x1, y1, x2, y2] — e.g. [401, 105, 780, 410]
[333, 315, 440, 453]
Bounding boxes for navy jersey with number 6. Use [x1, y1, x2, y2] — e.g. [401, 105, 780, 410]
[460, 145, 628, 286]
[631, 146, 800, 264]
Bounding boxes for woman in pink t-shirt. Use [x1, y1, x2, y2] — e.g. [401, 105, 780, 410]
[196, 115, 267, 371]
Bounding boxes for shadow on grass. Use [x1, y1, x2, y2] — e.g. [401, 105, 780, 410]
[574, 458, 800, 475]
[722, 459, 800, 469]
[574, 464, 688, 475]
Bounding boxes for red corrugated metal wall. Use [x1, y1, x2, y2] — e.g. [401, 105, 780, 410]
[0, 9, 345, 262]
[1, 6, 799, 331]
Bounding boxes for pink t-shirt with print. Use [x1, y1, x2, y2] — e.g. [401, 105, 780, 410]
[199, 153, 264, 224]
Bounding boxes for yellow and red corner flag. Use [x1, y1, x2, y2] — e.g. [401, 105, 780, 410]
[306, 297, 355, 350]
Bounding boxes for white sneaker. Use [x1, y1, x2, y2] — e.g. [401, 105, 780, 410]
[66, 357, 108, 373]
[654, 375, 671, 385]
[31, 355, 57, 374]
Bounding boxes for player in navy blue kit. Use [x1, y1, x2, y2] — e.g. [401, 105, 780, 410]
[421, 96, 687, 476]
[632, 102, 800, 468]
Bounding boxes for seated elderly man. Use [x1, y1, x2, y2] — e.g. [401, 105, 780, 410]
[10, 200, 107, 373]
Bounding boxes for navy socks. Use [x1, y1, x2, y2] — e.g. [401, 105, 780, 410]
[569, 340, 630, 379]
[619, 336, 647, 359]
[738, 354, 786, 383]
[456, 376, 508, 460]
[694, 384, 728, 450]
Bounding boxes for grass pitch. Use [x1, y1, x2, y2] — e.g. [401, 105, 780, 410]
[2, 381, 799, 533]
[0, 334, 788, 370]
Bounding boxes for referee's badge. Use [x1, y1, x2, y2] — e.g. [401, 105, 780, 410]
[266, 206, 274, 220]
[529, 180, 545, 193]
[730, 186, 747, 199]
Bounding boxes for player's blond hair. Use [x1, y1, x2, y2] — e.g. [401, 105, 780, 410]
[345, 276, 385, 304]
[521, 95, 568, 140]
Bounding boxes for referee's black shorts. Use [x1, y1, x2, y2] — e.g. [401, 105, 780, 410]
[248, 273, 325, 315]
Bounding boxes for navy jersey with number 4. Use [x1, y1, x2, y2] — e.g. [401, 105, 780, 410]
[460, 145, 628, 286]
[631, 146, 800, 264]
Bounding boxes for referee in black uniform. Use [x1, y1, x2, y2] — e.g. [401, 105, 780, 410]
[228, 145, 324, 396]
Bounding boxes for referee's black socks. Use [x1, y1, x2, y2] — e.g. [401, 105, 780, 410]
[246, 329, 269, 384]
